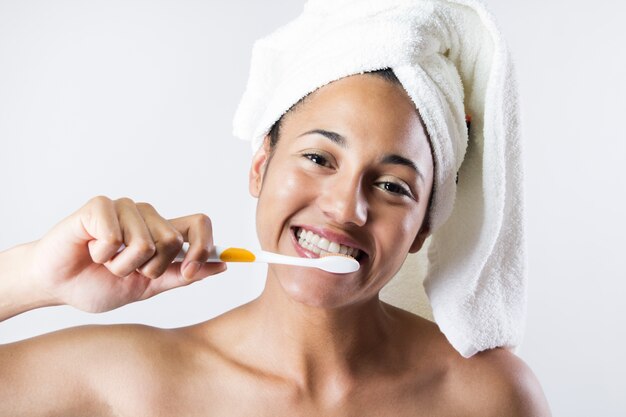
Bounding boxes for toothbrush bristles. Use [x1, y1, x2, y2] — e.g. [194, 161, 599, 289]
[317, 252, 360, 273]
[320, 252, 354, 259]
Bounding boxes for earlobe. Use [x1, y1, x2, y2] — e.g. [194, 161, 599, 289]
[248, 137, 271, 198]
[409, 224, 431, 254]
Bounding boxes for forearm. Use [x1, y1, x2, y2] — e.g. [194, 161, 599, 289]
[0, 242, 58, 322]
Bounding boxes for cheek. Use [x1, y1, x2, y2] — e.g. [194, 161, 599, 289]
[372, 209, 422, 266]
[274, 172, 302, 202]
[255, 161, 319, 247]
[265, 161, 316, 206]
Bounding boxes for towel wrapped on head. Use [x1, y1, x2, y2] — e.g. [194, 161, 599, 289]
[233, 0, 526, 358]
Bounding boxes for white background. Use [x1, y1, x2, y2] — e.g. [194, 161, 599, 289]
[1, 1, 624, 415]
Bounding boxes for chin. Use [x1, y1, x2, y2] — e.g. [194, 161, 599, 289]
[273, 265, 359, 309]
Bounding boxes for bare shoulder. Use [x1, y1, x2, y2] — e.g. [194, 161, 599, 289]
[2, 322, 183, 365]
[1, 322, 187, 383]
[385, 307, 552, 417]
[450, 347, 552, 417]
[0, 323, 186, 416]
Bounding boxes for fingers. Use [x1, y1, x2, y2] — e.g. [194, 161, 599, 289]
[169, 214, 224, 281]
[103, 198, 156, 277]
[133, 203, 184, 279]
[77, 196, 225, 282]
[78, 196, 124, 263]
[139, 262, 227, 300]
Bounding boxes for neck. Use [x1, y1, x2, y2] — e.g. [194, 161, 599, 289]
[240, 269, 399, 397]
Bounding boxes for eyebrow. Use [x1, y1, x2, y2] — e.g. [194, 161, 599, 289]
[298, 129, 347, 147]
[298, 128, 424, 181]
[380, 154, 425, 182]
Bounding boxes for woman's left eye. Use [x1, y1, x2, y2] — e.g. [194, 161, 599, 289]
[375, 181, 412, 198]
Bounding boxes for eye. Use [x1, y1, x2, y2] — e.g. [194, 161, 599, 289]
[375, 180, 414, 199]
[303, 152, 331, 168]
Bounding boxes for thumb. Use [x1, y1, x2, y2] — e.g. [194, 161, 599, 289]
[138, 262, 227, 300]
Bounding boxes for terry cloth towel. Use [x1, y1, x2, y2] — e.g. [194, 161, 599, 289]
[233, 0, 526, 358]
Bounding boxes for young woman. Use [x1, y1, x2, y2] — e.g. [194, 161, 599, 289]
[2, 0, 557, 412]
[0, 69, 550, 416]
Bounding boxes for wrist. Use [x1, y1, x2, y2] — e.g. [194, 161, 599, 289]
[0, 241, 60, 321]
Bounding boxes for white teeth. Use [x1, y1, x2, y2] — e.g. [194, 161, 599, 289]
[296, 228, 361, 259]
[328, 242, 340, 254]
[317, 238, 330, 251]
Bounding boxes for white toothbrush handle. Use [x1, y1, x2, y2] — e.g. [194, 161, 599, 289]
[117, 243, 358, 273]
[116, 242, 223, 263]
[256, 250, 359, 273]
[256, 250, 318, 267]
[173, 242, 223, 262]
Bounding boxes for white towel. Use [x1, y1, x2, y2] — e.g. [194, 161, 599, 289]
[233, 0, 526, 358]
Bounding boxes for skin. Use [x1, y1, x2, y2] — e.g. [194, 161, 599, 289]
[0, 74, 551, 416]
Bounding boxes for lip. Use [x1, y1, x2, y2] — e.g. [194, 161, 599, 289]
[291, 224, 370, 259]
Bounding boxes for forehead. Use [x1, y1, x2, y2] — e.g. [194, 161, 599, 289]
[278, 74, 431, 159]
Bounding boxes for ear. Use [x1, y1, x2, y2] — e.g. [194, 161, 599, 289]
[409, 224, 431, 254]
[249, 136, 271, 198]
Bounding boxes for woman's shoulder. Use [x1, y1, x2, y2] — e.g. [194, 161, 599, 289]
[21, 323, 195, 377]
[3, 322, 174, 357]
[445, 347, 551, 416]
[0, 322, 195, 415]
[408, 323, 550, 417]
[388, 307, 551, 417]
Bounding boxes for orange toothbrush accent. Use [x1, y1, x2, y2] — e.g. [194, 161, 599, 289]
[219, 247, 256, 262]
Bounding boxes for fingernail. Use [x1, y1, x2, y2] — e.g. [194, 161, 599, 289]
[183, 261, 202, 280]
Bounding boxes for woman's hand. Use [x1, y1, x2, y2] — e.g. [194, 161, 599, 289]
[24, 196, 226, 313]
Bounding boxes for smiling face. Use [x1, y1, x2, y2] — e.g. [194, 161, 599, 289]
[249, 73, 434, 308]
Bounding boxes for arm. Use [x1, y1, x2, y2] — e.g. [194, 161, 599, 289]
[0, 327, 108, 416]
[1, 196, 226, 321]
[0, 196, 227, 416]
[0, 242, 59, 322]
[0, 323, 177, 417]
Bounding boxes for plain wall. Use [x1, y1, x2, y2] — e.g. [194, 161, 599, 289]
[1, 1, 624, 415]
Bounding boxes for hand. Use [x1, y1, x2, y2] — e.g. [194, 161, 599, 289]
[25, 196, 226, 313]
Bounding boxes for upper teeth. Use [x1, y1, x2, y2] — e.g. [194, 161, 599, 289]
[296, 228, 360, 259]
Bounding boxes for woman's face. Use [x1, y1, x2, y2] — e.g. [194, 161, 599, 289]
[249, 73, 434, 308]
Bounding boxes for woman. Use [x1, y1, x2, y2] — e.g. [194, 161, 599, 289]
[0, 69, 549, 417]
[0, 1, 551, 416]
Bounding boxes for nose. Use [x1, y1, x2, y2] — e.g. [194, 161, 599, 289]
[317, 173, 368, 227]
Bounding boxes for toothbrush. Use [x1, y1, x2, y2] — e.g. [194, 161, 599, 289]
[175, 243, 359, 274]
[116, 243, 359, 274]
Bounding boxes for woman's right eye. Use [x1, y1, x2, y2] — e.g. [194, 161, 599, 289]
[303, 153, 330, 167]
